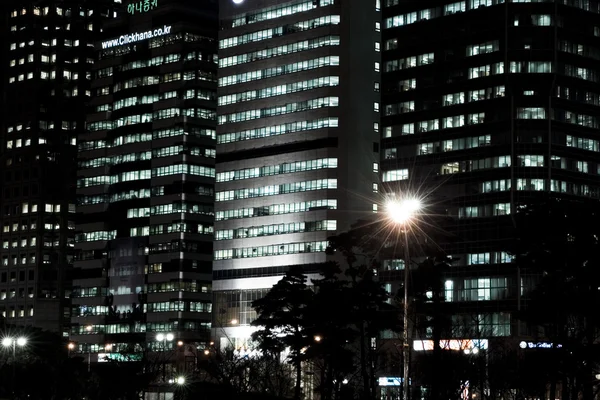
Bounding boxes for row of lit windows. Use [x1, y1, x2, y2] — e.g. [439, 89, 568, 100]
[230, 0, 335, 28]
[147, 301, 212, 313]
[219, 56, 339, 87]
[567, 134, 599, 151]
[78, 128, 216, 153]
[2, 221, 54, 234]
[384, 53, 434, 70]
[2, 238, 37, 249]
[215, 220, 337, 241]
[77, 165, 214, 188]
[550, 180, 600, 198]
[385, 113, 486, 135]
[88, 109, 216, 132]
[1, 255, 37, 266]
[217, 158, 337, 183]
[10, 6, 96, 18]
[442, 86, 506, 106]
[557, 86, 600, 107]
[9, 53, 93, 66]
[1, 307, 35, 319]
[215, 199, 337, 221]
[150, 203, 214, 217]
[218, 97, 338, 124]
[214, 241, 328, 260]
[115, 53, 182, 74]
[218, 76, 339, 106]
[77, 231, 116, 242]
[382, 169, 408, 182]
[109, 70, 217, 94]
[70, 321, 211, 336]
[385, 0, 505, 29]
[405, 135, 491, 157]
[220, 35, 340, 68]
[6, 138, 52, 149]
[8, 69, 85, 84]
[221, 15, 339, 50]
[216, 179, 337, 202]
[480, 175, 598, 194]
[150, 222, 213, 236]
[152, 164, 215, 178]
[564, 64, 599, 82]
[0, 287, 35, 300]
[459, 203, 511, 218]
[217, 117, 338, 144]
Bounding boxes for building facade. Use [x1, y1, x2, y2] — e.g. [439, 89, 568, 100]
[213, 0, 381, 346]
[72, 0, 218, 363]
[381, 0, 600, 344]
[0, 0, 113, 334]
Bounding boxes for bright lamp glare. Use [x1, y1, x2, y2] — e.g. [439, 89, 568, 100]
[156, 333, 165, 342]
[166, 333, 174, 341]
[232, 0, 244, 3]
[176, 376, 185, 385]
[386, 198, 422, 224]
[2, 338, 12, 347]
[16, 337, 26, 347]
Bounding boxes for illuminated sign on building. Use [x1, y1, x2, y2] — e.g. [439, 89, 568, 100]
[98, 352, 143, 362]
[127, 0, 158, 15]
[413, 339, 489, 351]
[100, 25, 172, 49]
[519, 341, 562, 349]
[378, 377, 409, 387]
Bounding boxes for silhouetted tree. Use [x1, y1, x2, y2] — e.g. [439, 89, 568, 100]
[511, 198, 600, 400]
[251, 266, 314, 400]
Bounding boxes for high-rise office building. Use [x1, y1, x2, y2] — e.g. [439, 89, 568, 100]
[214, 0, 381, 346]
[0, 0, 113, 334]
[381, 0, 600, 343]
[72, 0, 218, 363]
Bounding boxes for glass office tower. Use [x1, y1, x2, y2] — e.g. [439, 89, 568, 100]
[214, 0, 381, 347]
[72, 0, 217, 363]
[381, 0, 600, 343]
[0, 0, 113, 334]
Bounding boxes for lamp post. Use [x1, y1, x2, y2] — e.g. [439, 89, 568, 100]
[85, 324, 93, 372]
[156, 333, 175, 400]
[386, 197, 422, 400]
[2, 336, 27, 398]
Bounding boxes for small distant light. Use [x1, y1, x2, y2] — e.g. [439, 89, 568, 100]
[230, 319, 238, 325]
[68, 342, 76, 350]
[177, 340, 184, 347]
[204, 349, 210, 355]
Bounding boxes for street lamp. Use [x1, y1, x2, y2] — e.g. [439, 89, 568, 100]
[386, 197, 422, 400]
[84, 325, 93, 372]
[2, 336, 27, 398]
